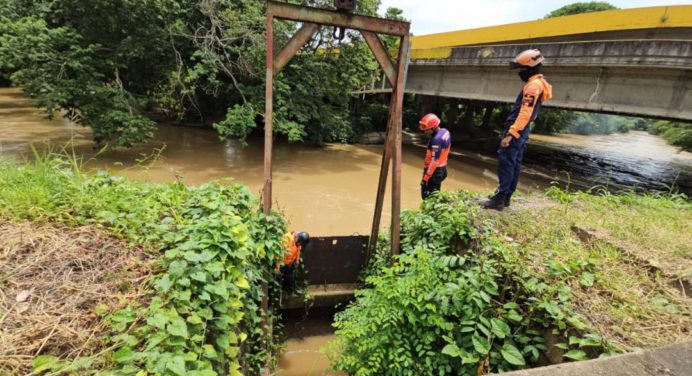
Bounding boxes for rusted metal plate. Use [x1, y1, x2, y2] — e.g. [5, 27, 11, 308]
[300, 236, 369, 285]
[267, 1, 410, 36]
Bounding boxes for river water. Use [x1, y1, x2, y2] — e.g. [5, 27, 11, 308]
[0, 87, 543, 236]
[528, 132, 692, 194]
[2, 87, 691, 374]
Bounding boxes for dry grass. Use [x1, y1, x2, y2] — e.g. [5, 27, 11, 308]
[490, 193, 692, 351]
[0, 219, 150, 374]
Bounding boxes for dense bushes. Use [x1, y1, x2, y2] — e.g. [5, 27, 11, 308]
[0, 0, 399, 147]
[648, 121, 692, 152]
[330, 192, 606, 375]
[0, 156, 286, 375]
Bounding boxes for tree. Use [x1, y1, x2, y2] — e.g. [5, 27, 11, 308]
[0, 0, 391, 147]
[545, 2, 617, 18]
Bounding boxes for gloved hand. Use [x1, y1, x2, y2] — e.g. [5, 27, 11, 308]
[500, 135, 513, 148]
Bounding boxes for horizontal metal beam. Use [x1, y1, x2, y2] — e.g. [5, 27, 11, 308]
[267, 1, 410, 36]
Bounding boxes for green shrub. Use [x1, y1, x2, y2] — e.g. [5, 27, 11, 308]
[648, 121, 692, 151]
[330, 192, 605, 375]
[0, 156, 286, 375]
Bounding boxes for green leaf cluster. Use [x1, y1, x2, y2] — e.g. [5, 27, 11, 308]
[545, 2, 618, 18]
[0, 0, 397, 147]
[330, 191, 607, 375]
[0, 156, 287, 375]
[647, 121, 692, 152]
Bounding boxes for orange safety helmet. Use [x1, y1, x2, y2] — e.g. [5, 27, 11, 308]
[419, 113, 441, 131]
[509, 49, 545, 69]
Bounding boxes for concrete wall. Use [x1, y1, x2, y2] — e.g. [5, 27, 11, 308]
[405, 41, 692, 121]
[491, 341, 692, 376]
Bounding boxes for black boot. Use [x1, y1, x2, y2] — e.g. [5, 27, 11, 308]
[482, 192, 506, 211]
[504, 194, 511, 208]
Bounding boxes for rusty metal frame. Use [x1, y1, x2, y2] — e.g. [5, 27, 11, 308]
[263, 0, 410, 250]
[261, 2, 409, 370]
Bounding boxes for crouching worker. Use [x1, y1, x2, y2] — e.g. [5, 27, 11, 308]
[276, 231, 310, 293]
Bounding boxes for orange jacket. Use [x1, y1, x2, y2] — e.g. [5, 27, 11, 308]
[508, 74, 553, 139]
[279, 231, 302, 267]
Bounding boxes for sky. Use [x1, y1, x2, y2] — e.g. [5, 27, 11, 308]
[378, 0, 692, 35]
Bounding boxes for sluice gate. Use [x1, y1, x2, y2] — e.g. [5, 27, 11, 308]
[282, 236, 369, 309]
[258, 2, 411, 371]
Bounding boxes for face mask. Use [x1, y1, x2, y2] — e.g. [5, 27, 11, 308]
[518, 65, 541, 82]
[518, 69, 533, 82]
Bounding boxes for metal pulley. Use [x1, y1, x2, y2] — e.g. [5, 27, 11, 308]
[334, 0, 356, 11]
[333, 0, 356, 40]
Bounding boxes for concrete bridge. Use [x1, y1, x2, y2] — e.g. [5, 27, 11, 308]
[366, 6, 692, 121]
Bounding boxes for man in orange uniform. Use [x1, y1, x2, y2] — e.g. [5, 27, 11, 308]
[277, 231, 310, 292]
[419, 113, 451, 199]
[483, 49, 553, 211]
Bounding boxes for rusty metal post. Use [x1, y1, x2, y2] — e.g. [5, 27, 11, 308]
[367, 35, 411, 259]
[268, 1, 409, 35]
[367, 97, 395, 257]
[263, 16, 274, 216]
[262, 0, 411, 355]
[390, 35, 411, 256]
[261, 10, 274, 376]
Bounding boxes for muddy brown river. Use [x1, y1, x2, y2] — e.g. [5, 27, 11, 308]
[4, 86, 689, 234]
[0, 87, 539, 236]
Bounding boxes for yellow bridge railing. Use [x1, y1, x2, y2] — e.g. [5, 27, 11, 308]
[410, 5, 692, 60]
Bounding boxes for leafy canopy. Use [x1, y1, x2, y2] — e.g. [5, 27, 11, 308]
[545, 2, 618, 18]
[0, 0, 403, 147]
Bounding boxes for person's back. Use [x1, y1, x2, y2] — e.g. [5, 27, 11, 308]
[277, 231, 310, 293]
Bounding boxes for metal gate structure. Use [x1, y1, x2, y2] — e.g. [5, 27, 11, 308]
[259, 1, 411, 370]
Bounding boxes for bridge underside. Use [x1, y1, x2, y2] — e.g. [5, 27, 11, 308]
[405, 41, 692, 121]
[407, 64, 692, 121]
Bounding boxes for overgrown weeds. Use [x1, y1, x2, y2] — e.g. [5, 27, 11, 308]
[496, 188, 691, 350]
[0, 154, 287, 375]
[0, 220, 149, 375]
[330, 188, 690, 375]
[330, 192, 610, 375]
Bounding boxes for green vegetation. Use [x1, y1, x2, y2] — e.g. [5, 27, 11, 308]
[0, 154, 287, 375]
[0, 0, 402, 147]
[545, 2, 617, 18]
[563, 112, 639, 135]
[648, 121, 692, 152]
[501, 188, 691, 349]
[329, 189, 691, 375]
[329, 192, 611, 375]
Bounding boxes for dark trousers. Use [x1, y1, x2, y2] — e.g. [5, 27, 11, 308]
[421, 166, 448, 199]
[497, 138, 527, 196]
[279, 264, 295, 292]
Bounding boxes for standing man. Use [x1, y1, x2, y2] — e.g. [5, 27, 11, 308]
[276, 231, 310, 293]
[483, 49, 552, 211]
[419, 113, 451, 199]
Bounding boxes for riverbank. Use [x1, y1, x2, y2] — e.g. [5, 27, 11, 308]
[491, 189, 691, 349]
[0, 156, 288, 375]
[329, 189, 690, 374]
[0, 157, 689, 375]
